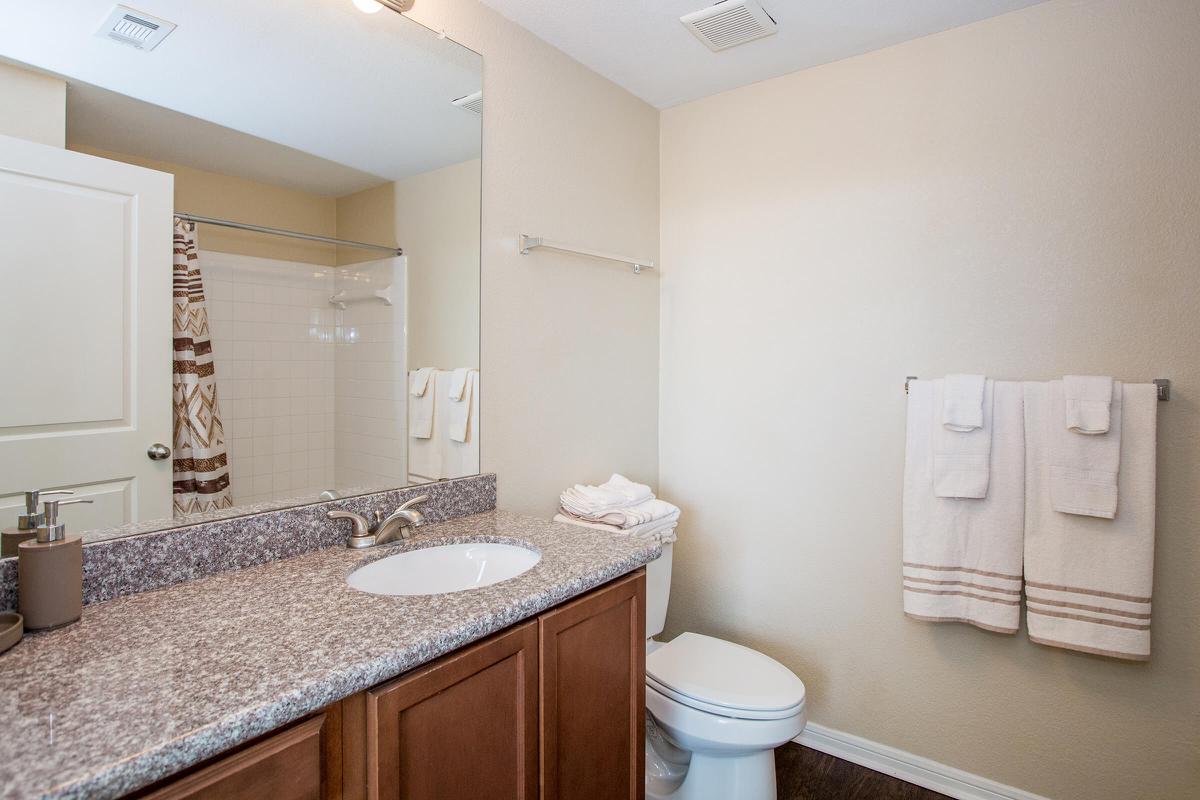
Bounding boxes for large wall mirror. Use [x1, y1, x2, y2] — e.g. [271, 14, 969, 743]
[0, 1, 481, 545]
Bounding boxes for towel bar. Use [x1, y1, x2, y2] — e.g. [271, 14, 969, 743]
[903, 376, 1170, 401]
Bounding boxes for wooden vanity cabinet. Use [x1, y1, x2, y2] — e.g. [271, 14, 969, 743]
[131, 570, 644, 800]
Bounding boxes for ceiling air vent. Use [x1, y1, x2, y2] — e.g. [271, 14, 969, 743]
[681, 0, 777, 52]
[96, 5, 176, 51]
[452, 90, 483, 115]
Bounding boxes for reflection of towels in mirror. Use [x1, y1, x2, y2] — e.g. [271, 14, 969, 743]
[408, 368, 479, 482]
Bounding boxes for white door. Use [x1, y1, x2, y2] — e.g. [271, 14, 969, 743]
[0, 133, 174, 533]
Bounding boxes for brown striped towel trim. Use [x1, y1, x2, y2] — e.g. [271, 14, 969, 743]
[1023, 580, 1150, 604]
[1027, 605, 1150, 630]
[903, 584, 1021, 606]
[1027, 635, 1149, 662]
[904, 612, 1018, 635]
[1024, 594, 1151, 620]
[902, 576, 1022, 596]
[903, 562, 1022, 581]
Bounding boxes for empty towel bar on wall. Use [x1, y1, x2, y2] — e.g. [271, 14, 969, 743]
[903, 376, 1170, 401]
[518, 233, 655, 274]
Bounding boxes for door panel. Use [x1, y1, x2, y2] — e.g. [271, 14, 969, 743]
[0, 133, 173, 529]
[367, 621, 538, 800]
[540, 571, 646, 800]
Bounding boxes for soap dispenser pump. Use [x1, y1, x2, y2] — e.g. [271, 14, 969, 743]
[2, 489, 73, 558]
[18, 497, 92, 630]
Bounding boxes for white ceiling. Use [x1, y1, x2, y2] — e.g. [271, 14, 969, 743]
[475, 0, 1050, 108]
[0, 0, 481, 184]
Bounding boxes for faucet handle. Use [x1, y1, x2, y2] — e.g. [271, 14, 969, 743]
[327, 510, 371, 538]
[397, 494, 429, 512]
[398, 494, 429, 526]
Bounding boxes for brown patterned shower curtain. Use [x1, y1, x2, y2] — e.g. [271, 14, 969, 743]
[172, 219, 232, 516]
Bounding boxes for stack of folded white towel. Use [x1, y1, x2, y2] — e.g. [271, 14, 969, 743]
[555, 474, 679, 544]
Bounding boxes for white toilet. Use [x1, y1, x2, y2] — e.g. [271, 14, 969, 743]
[643, 543, 807, 800]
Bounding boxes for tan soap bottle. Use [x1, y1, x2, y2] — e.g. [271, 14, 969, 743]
[2, 489, 73, 558]
[18, 497, 92, 630]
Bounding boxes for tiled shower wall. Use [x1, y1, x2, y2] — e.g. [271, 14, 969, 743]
[202, 250, 337, 506]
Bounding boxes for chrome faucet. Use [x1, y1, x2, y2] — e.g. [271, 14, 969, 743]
[327, 495, 429, 549]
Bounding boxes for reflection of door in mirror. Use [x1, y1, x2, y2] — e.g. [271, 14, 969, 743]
[0, 3, 482, 543]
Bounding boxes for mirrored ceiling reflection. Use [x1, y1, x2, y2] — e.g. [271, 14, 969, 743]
[0, 1, 482, 544]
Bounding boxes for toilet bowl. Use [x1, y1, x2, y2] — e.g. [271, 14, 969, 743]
[641, 544, 806, 800]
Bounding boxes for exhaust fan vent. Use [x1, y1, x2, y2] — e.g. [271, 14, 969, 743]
[452, 90, 483, 115]
[681, 0, 777, 52]
[97, 5, 176, 50]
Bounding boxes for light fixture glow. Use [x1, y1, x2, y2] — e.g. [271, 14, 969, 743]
[352, 0, 384, 13]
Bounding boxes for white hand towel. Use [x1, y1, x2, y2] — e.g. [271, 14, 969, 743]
[1063, 375, 1113, 434]
[903, 379, 1024, 634]
[553, 512, 679, 545]
[447, 367, 470, 401]
[942, 374, 986, 431]
[1048, 380, 1121, 518]
[933, 378, 994, 499]
[447, 370, 477, 443]
[559, 497, 679, 529]
[408, 369, 435, 439]
[409, 367, 433, 397]
[1024, 382, 1157, 660]
[559, 474, 653, 514]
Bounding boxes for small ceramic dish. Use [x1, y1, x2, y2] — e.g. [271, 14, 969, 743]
[0, 612, 23, 655]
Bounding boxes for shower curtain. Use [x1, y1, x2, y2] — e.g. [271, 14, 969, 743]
[172, 219, 233, 516]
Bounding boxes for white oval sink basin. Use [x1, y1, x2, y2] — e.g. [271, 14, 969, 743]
[347, 543, 541, 596]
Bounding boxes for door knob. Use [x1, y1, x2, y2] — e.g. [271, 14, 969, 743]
[147, 443, 172, 461]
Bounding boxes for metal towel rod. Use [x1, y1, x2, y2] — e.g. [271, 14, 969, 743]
[904, 376, 1170, 401]
[518, 233, 655, 274]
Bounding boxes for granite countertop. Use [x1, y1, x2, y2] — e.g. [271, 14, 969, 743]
[0, 510, 660, 800]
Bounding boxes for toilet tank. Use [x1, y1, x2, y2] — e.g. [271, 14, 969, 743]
[645, 542, 673, 640]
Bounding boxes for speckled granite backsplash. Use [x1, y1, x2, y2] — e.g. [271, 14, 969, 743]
[0, 474, 495, 611]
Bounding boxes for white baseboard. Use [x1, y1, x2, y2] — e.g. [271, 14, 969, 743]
[794, 722, 1052, 800]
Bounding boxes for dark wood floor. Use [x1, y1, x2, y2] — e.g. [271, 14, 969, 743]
[775, 743, 951, 800]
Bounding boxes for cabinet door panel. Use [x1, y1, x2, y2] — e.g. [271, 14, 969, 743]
[540, 570, 646, 800]
[139, 714, 332, 800]
[367, 621, 538, 800]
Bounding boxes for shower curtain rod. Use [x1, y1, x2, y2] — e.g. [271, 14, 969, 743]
[174, 212, 403, 257]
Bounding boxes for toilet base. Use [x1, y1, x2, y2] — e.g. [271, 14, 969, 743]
[646, 747, 778, 800]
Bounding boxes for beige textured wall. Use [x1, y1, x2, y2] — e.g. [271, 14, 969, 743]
[0, 62, 64, 147]
[69, 146, 338, 265]
[335, 181, 397, 267]
[659, 2, 1200, 799]
[396, 159, 481, 370]
[405, 1, 660, 513]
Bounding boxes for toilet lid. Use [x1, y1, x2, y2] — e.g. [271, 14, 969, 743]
[645, 632, 806, 715]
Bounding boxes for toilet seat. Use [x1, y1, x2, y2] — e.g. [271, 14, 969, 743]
[646, 632, 806, 721]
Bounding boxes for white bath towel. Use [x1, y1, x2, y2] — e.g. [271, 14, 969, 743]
[903, 379, 1025, 634]
[1063, 375, 1113, 435]
[942, 374, 986, 431]
[447, 367, 470, 401]
[560, 474, 653, 515]
[553, 512, 679, 545]
[1049, 380, 1122, 519]
[447, 369, 477, 443]
[408, 369, 435, 439]
[1023, 382, 1156, 660]
[933, 378, 994, 499]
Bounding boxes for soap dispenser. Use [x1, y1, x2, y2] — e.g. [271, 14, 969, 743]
[18, 497, 92, 630]
[2, 489, 73, 558]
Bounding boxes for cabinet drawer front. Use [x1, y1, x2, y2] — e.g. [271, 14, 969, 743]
[139, 714, 329, 800]
[540, 570, 647, 800]
[367, 621, 539, 800]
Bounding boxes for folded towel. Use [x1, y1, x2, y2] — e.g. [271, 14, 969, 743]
[409, 369, 435, 439]
[554, 512, 679, 545]
[1063, 375, 1113, 434]
[561, 497, 679, 529]
[933, 378, 994, 499]
[942, 374, 986, 431]
[448, 367, 470, 401]
[1024, 382, 1157, 660]
[560, 474, 653, 515]
[903, 379, 1025, 634]
[448, 369, 477, 443]
[1048, 380, 1121, 518]
[410, 367, 433, 397]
